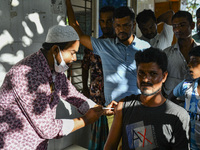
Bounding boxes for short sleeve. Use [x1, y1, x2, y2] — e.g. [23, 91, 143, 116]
[91, 37, 101, 55]
[173, 80, 187, 97]
[161, 24, 173, 45]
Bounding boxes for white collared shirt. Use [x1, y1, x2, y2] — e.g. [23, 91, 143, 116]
[140, 23, 173, 50]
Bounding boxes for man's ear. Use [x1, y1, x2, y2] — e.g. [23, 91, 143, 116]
[132, 21, 136, 28]
[191, 21, 195, 30]
[162, 71, 168, 83]
[132, 21, 136, 33]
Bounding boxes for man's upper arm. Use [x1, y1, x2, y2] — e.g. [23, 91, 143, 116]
[79, 35, 93, 50]
[161, 23, 173, 43]
[172, 80, 186, 97]
[65, 0, 93, 50]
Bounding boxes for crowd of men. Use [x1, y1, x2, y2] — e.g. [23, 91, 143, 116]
[66, 0, 200, 149]
[0, 0, 200, 149]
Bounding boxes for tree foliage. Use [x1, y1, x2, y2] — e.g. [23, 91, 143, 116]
[182, 0, 200, 17]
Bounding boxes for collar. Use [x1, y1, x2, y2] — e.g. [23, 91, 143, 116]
[140, 33, 159, 42]
[115, 34, 136, 46]
[194, 78, 200, 89]
[173, 42, 179, 50]
[174, 39, 200, 51]
[38, 49, 57, 83]
[193, 40, 200, 47]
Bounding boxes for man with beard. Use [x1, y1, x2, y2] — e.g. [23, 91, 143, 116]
[193, 7, 200, 43]
[104, 47, 190, 150]
[136, 9, 174, 50]
[65, 0, 150, 131]
[81, 6, 115, 150]
[163, 11, 199, 99]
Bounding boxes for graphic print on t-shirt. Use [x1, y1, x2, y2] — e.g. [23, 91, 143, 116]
[126, 121, 157, 150]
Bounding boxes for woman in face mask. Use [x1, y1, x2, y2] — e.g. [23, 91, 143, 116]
[0, 25, 116, 150]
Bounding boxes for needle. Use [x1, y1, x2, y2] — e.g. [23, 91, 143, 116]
[102, 107, 114, 110]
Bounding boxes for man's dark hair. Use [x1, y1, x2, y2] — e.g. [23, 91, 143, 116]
[172, 11, 193, 24]
[100, 6, 115, 14]
[189, 46, 200, 57]
[136, 9, 156, 24]
[42, 42, 69, 51]
[114, 6, 135, 22]
[135, 47, 168, 73]
[196, 7, 200, 16]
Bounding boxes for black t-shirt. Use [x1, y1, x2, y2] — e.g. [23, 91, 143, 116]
[122, 94, 190, 150]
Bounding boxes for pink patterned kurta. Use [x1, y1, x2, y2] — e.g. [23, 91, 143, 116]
[0, 50, 94, 150]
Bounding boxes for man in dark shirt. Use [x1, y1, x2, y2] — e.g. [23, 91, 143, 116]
[104, 47, 190, 150]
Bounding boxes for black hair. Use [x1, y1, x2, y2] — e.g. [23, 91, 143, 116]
[172, 11, 193, 24]
[114, 6, 135, 22]
[135, 47, 168, 73]
[136, 9, 156, 24]
[196, 7, 200, 16]
[42, 42, 69, 51]
[100, 6, 115, 14]
[189, 46, 200, 57]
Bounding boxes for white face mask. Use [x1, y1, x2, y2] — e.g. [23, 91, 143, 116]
[53, 47, 69, 73]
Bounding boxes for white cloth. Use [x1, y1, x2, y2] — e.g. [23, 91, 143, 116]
[61, 119, 75, 135]
[140, 23, 173, 50]
[61, 99, 96, 136]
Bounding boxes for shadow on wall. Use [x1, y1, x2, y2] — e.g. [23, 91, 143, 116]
[0, 0, 66, 86]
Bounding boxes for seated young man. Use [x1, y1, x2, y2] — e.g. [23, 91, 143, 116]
[104, 47, 190, 150]
[169, 46, 200, 149]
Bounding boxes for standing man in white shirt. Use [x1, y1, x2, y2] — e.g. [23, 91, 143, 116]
[136, 9, 174, 50]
